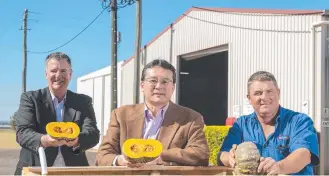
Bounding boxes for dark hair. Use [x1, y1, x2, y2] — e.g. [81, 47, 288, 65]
[141, 59, 176, 84]
[247, 71, 278, 94]
[45, 52, 72, 68]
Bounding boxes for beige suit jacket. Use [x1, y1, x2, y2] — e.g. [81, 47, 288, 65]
[96, 102, 209, 166]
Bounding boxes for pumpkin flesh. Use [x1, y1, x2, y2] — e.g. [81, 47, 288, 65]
[122, 139, 163, 163]
[46, 122, 80, 140]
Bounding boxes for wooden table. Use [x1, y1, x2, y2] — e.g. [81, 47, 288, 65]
[22, 166, 234, 175]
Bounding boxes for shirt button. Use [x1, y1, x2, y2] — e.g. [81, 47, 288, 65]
[264, 143, 268, 147]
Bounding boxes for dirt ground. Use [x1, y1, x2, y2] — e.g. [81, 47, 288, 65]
[0, 129, 97, 175]
[0, 129, 20, 149]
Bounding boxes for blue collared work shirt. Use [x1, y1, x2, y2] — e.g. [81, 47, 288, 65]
[220, 106, 319, 175]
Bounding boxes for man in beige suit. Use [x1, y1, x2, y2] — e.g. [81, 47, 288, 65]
[96, 59, 209, 167]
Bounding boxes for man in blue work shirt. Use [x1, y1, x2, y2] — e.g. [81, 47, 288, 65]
[218, 71, 319, 175]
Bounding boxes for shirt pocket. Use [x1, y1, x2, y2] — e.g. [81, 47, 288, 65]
[267, 138, 290, 160]
[276, 135, 290, 157]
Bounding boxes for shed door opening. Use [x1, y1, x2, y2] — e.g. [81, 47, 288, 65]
[178, 51, 228, 125]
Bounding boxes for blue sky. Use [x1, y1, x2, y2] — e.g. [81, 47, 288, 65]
[0, 0, 328, 121]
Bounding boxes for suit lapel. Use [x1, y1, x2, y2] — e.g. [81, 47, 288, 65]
[42, 88, 56, 122]
[157, 102, 181, 150]
[63, 107, 76, 122]
[63, 91, 77, 122]
[126, 104, 144, 139]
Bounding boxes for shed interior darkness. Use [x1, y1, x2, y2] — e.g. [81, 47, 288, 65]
[179, 51, 228, 125]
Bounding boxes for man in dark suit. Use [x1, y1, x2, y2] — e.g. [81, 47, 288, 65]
[96, 59, 209, 167]
[14, 52, 100, 175]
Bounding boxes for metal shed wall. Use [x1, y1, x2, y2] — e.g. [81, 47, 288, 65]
[121, 9, 325, 129]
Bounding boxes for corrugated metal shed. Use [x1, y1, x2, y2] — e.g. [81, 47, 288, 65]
[120, 7, 329, 130]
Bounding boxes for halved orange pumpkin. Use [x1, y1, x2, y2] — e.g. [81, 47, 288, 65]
[46, 122, 80, 139]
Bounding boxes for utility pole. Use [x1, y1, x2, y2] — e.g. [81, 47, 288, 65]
[110, 0, 118, 111]
[133, 0, 142, 104]
[22, 9, 28, 93]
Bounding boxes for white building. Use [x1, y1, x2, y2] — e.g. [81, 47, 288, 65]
[77, 61, 123, 148]
[77, 7, 329, 141]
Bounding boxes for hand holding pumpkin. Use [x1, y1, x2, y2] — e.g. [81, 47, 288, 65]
[228, 144, 237, 168]
[65, 137, 79, 147]
[40, 134, 66, 148]
[145, 156, 163, 165]
[115, 155, 143, 167]
[257, 157, 281, 174]
[116, 155, 130, 166]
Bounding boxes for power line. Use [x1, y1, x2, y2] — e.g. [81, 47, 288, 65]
[28, 11, 43, 15]
[183, 13, 310, 33]
[28, 7, 109, 54]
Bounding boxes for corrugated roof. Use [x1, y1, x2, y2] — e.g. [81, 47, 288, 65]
[192, 7, 325, 15]
[122, 7, 326, 66]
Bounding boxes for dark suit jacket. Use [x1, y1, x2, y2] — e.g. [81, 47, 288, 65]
[96, 102, 209, 166]
[14, 88, 100, 175]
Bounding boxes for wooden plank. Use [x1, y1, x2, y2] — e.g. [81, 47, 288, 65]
[22, 166, 234, 175]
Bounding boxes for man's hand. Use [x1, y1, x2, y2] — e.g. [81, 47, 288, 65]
[65, 137, 79, 147]
[258, 157, 282, 174]
[40, 134, 66, 148]
[116, 155, 130, 166]
[145, 156, 163, 165]
[116, 155, 143, 168]
[228, 144, 237, 168]
[267, 161, 283, 175]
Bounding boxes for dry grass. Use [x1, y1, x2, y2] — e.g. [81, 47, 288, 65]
[0, 129, 20, 149]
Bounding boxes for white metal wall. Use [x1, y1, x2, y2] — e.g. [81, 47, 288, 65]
[120, 9, 326, 129]
[121, 59, 135, 105]
[77, 61, 123, 148]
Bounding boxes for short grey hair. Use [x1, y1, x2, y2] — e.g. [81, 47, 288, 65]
[45, 52, 72, 68]
[247, 71, 278, 94]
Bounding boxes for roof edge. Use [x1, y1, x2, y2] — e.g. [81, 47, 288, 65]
[122, 6, 327, 66]
[122, 7, 194, 66]
[192, 6, 325, 15]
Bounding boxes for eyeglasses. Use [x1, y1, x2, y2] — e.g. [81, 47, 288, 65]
[144, 78, 173, 86]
